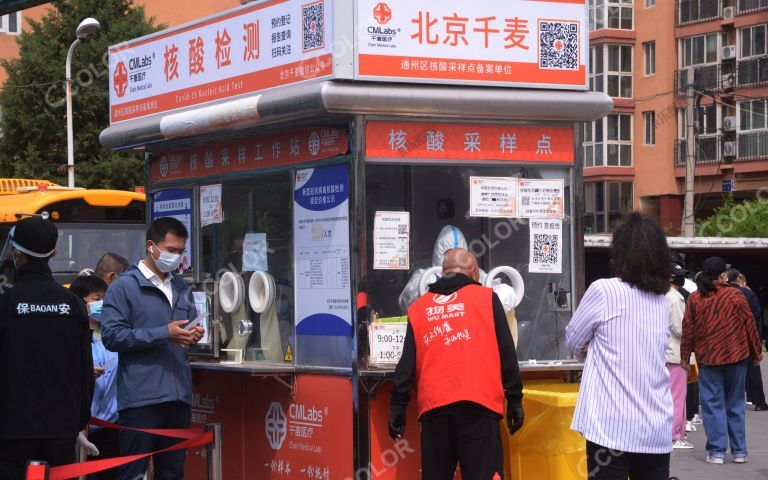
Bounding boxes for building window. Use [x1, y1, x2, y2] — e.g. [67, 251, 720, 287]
[589, 0, 633, 31]
[590, 45, 632, 97]
[644, 41, 656, 75]
[0, 12, 20, 34]
[583, 113, 632, 167]
[646, 0, 656, 6]
[584, 181, 633, 233]
[739, 99, 767, 131]
[644, 111, 656, 145]
[740, 24, 767, 59]
[681, 33, 719, 67]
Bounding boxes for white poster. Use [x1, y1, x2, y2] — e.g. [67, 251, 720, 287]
[518, 179, 565, 219]
[200, 184, 223, 227]
[368, 322, 408, 366]
[373, 211, 410, 270]
[293, 165, 352, 337]
[529, 219, 562, 274]
[469, 176, 518, 218]
[242, 233, 268, 272]
[192, 291, 210, 344]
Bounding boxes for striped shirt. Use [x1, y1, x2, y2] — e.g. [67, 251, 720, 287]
[680, 282, 762, 366]
[566, 278, 673, 454]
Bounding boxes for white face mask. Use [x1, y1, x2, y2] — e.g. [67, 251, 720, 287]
[150, 242, 183, 273]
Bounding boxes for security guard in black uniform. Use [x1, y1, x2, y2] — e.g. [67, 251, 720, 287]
[0, 216, 93, 479]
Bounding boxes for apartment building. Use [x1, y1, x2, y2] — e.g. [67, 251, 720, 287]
[584, 0, 768, 233]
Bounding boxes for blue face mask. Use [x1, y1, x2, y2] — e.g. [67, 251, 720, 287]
[88, 300, 103, 321]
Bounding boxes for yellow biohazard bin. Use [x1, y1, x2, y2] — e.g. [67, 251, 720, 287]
[502, 381, 585, 480]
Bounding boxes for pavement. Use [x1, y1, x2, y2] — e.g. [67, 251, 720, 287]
[670, 358, 768, 480]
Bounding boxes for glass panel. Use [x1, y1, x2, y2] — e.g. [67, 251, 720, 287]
[619, 114, 631, 141]
[595, 75, 605, 93]
[684, 38, 692, 67]
[753, 100, 766, 130]
[8, 12, 18, 33]
[607, 143, 619, 165]
[584, 215, 595, 233]
[585, 183, 596, 212]
[589, 9, 595, 31]
[608, 114, 619, 140]
[595, 46, 604, 73]
[608, 182, 620, 211]
[620, 144, 632, 166]
[596, 118, 604, 142]
[595, 142, 605, 165]
[620, 46, 632, 72]
[596, 214, 606, 233]
[608, 75, 619, 96]
[755, 25, 766, 56]
[621, 182, 633, 212]
[741, 101, 751, 130]
[586, 121, 593, 141]
[742, 28, 752, 58]
[705, 105, 716, 134]
[608, 6, 620, 28]
[596, 6, 605, 29]
[620, 75, 632, 97]
[608, 45, 619, 71]
[706, 34, 718, 63]
[693, 36, 705, 65]
[586, 145, 594, 167]
[596, 182, 605, 212]
[621, 7, 633, 30]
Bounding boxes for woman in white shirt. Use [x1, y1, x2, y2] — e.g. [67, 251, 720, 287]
[566, 213, 674, 480]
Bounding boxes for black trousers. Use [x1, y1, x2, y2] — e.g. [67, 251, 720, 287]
[88, 428, 121, 480]
[586, 441, 669, 480]
[685, 382, 699, 421]
[117, 401, 191, 480]
[0, 437, 76, 480]
[420, 409, 503, 480]
[746, 363, 766, 406]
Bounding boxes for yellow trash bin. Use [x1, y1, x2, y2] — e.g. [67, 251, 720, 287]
[502, 381, 585, 480]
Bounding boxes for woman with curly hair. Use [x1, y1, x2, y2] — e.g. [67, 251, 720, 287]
[566, 213, 674, 479]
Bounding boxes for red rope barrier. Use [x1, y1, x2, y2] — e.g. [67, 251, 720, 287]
[88, 418, 204, 440]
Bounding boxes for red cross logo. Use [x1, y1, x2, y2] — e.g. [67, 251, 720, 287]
[113, 62, 128, 98]
[554, 39, 565, 52]
[373, 2, 392, 25]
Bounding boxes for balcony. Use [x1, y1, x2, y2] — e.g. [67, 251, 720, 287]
[737, 0, 768, 14]
[737, 55, 768, 87]
[676, 64, 722, 95]
[676, 0, 722, 25]
[675, 136, 722, 166]
[736, 131, 768, 161]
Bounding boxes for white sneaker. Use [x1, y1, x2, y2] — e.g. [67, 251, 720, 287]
[692, 414, 703, 425]
[706, 455, 724, 465]
[673, 439, 695, 449]
[733, 456, 748, 464]
[686, 421, 697, 432]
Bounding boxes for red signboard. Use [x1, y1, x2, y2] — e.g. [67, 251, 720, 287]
[150, 126, 349, 183]
[366, 121, 574, 163]
[368, 382, 423, 480]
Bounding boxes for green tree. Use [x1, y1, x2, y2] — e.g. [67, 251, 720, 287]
[0, 0, 160, 188]
[697, 194, 768, 237]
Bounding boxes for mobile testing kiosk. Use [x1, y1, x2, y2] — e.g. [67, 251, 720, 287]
[100, 0, 612, 478]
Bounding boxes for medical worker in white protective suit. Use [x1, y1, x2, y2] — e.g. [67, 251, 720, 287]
[399, 225, 519, 344]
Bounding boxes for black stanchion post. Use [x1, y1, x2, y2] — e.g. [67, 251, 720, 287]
[25, 460, 49, 480]
[205, 423, 223, 480]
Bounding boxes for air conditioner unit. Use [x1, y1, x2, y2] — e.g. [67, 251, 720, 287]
[722, 45, 737, 60]
[723, 116, 738, 131]
[723, 6, 735, 20]
[723, 141, 737, 157]
[722, 73, 736, 89]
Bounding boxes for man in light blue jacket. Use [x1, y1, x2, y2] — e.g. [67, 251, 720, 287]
[101, 217, 203, 480]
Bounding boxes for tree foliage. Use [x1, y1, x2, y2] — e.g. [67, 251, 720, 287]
[0, 0, 160, 188]
[697, 194, 768, 237]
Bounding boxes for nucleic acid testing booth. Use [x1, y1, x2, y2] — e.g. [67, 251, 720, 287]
[100, 0, 612, 478]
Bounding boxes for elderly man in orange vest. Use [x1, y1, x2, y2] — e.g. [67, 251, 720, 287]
[389, 248, 524, 480]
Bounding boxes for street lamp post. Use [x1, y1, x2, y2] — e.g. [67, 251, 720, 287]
[65, 17, 100, 188]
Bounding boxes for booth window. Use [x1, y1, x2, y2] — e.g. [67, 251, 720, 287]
[364, 163, 573, 361]
[201, 173, 294, 363]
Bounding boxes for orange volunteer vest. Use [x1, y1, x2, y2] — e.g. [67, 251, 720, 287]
[407, 283, 504, 417]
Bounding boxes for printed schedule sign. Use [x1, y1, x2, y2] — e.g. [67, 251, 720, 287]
[293, 165, 352, 337]
[518, 178, 565, 219]
[469, 176, 518, 218]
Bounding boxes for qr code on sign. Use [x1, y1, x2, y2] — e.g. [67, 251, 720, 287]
[533, 234, 559, 264]
[538, 20, 579, 70]
[302, 1, 325, 52]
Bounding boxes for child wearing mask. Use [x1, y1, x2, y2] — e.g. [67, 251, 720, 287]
[70, 275, 119, 480]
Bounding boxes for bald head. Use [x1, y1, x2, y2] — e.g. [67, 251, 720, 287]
[442, 248, 479, 281]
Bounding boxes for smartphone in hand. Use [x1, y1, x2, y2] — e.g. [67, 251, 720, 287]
[184, 312, 208, 330]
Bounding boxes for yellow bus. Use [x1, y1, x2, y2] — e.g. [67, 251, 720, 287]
[0, 180, 146, 283]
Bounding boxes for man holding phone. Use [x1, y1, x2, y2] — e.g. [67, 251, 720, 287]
[101, 217, 204, 480]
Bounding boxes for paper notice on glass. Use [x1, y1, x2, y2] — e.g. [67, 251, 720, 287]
[529, 219, 563, 274]
[368, 322, 407, 366]
[242, 233, 268, 272]
[200, 184, 223, 227]
[192, 291, 210, 344]
[373, 211, 410, 270]
[518, 179, 565, 219]
[469, 176, 518, 218]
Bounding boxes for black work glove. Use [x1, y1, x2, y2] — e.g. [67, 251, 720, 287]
[506, 405, 524, 436]
[388, 411, 406, 440]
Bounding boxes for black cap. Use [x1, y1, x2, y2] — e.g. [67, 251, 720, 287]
[671, 263, 687, 277]
[10, 216, 58, 258]
[702, 256, 727, 276]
